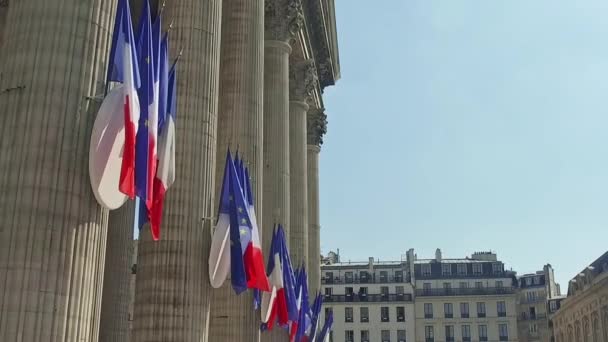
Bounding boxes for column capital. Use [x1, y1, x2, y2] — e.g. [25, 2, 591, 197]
[307, 108, 327, 147]
[265, 0, 304, 42]
[290, 58, 318, 102]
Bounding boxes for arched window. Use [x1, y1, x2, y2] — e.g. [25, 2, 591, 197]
[583, 317, 590, 342]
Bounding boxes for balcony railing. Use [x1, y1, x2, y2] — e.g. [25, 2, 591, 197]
[416, 287, 516, 297]
[519, 312, 548, 321]
[520, 296, 546, 304]
[322, 275, 406, 284]
[323, 293, 413, 303]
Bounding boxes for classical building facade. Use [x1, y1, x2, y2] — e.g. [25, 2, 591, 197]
[551, 251, 608, 342]
[0, 0, 340, 342]
[515, 265, 561, 342]
[320, 257, 416, 342]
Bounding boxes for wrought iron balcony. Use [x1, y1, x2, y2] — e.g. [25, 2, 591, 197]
[416, 287, 516, 297]
[519, 312, 548, 321]
[323, 293, 413, 303]
[321, 275, 407, 284]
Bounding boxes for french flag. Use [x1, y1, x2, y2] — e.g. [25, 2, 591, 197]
[107, 0, 140, 198]
[261, 228, 287, 329]
[146, 15, 162, 211]
[242, 165, 271, 291]
[149, 37, 174, 241]
[134, 0, 154, 207]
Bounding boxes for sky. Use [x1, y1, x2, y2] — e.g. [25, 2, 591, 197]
[321, 0, 608, 289]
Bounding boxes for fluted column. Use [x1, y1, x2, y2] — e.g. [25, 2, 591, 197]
[288, 59, 316, 268]
[99, 202, 134, 342]
[306, 109, 326, 296]
[0, 1, 7, 50]
[208, 0, 264, 340]
[131, 0, 222, 341]
[262, 0, 303, 256]
[0, 1, 115, 340]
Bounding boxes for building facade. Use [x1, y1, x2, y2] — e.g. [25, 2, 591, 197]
[551, 252, 608, 342]
[321, 257, 417, 342]
[0, 0, 340, 341]
[413, 250, 519, 342]
[515, 265, 561, 342]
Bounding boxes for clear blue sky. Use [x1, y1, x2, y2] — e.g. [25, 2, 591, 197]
[321, 0, 608, 289]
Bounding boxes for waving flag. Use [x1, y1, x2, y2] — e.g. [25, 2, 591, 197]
[315, 311, 334, 342]
[145, 15, 162, 210]
[279, 226, 299, 323]
[307, 293, 324, 341]
[261, 228, 285, 329]
[107, 0, 140, 198]
[293, 267, 311, 342]
[209, 151, 233, 288]
[134, 0, 154, 207]
[149, 45, 175, 240]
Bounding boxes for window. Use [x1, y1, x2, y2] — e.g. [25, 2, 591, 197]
[325, 307, 333, 317]
[360, 330, 370, 342]
[499, 324, 509, 341]
[549, 300, 558, 311]
[360, 307, 369, 322]
[397, 329, 406, 342]
[345, 287, 354, 300]
[397, 306, 405, 322]
[423, 283, 431, 294]
[422, 264, 431, 276]
[358, 287, 368, 300]
[345, 330, 354, 342]
[527, 291, 537, 302]
[492, 262, 503, 274]
[529, 323, 537, 333]
[381, 286, 389, 299]
[345, 307, 353, 322]
[460, 303, 469, 318]
[495, 280, 503, 288]
[425, 326, 434, 342]
[460, 282, 469, 289]
[330, 331, 333, 342]
[443, 283, 452, 294]
[395, 270, 404, 282]
[461, 325, 471, 341]
[445, 325, 454, 342]
[381, 330, 390, 342]
[442, 264, 451, 276]
[424, 303, 433, 319]
[326, 272, 334, 283]
[344, 271, 353, 283]
[444, 303, 453, 318]
[475, 281, 483, 289]
[473, 263, 483, 275]
[360, 271, 370, 283]
[324, 287, 333, 297]
[457, 263, 467, 275]
[478, 325, 488, 341]
[381, 306, 390, 322]
[526, 277, 532, 286]
[476, 302, 486, 318]
[497, 301, 506, 317]
[396, 286, 405, 295]
[380, 271, 388, 282]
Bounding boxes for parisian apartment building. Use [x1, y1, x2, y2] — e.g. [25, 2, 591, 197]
[320, 249, 572, 342]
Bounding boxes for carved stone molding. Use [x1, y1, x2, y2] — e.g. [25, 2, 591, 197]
[265, 0, 304, 43]
[289, 58, 317, 102]
[307, 107, 327, 147]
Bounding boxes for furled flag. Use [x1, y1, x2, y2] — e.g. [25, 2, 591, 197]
[307, 293, 324, 341]
[279, 226, 299, 324]
[148, 42, 175, 241]
[242, 165, 270, 291]
[209, 151, 233, 288]
[315, 311, 334, 342]
[293, 267, 311, 342]
[134, 0, 154, 206]
[261, 228, 285, 329]
[107, 0, 140, 198]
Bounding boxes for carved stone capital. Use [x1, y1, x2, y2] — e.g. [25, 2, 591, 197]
[290, 59, 317, 102]
[265, 0, 304, 43]
[307, 108, 327, 147]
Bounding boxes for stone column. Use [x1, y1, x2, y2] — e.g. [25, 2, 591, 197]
[0, 0, 7, 50]
[288, 59, 316, 268]
[99, 202, 134, 342]
[0, 0, 115, 341]
[208, 0, 264, 340]
[262, 0, 303, 256]
[131, 0, 222, 341]
[306, 109, 327, 296]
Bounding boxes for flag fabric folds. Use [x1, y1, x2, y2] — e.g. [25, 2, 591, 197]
[315, 311, 334, 342]
[293, 267, 311, 342]
[149, 49, 175, 240]
[108, 0, 140, 199]
[209, 151, 270, 294]
[134, 0, 154, 207]
[307, 293, 324, 341]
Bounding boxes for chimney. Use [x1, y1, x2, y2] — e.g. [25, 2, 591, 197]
[435, 248, 442, 262]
